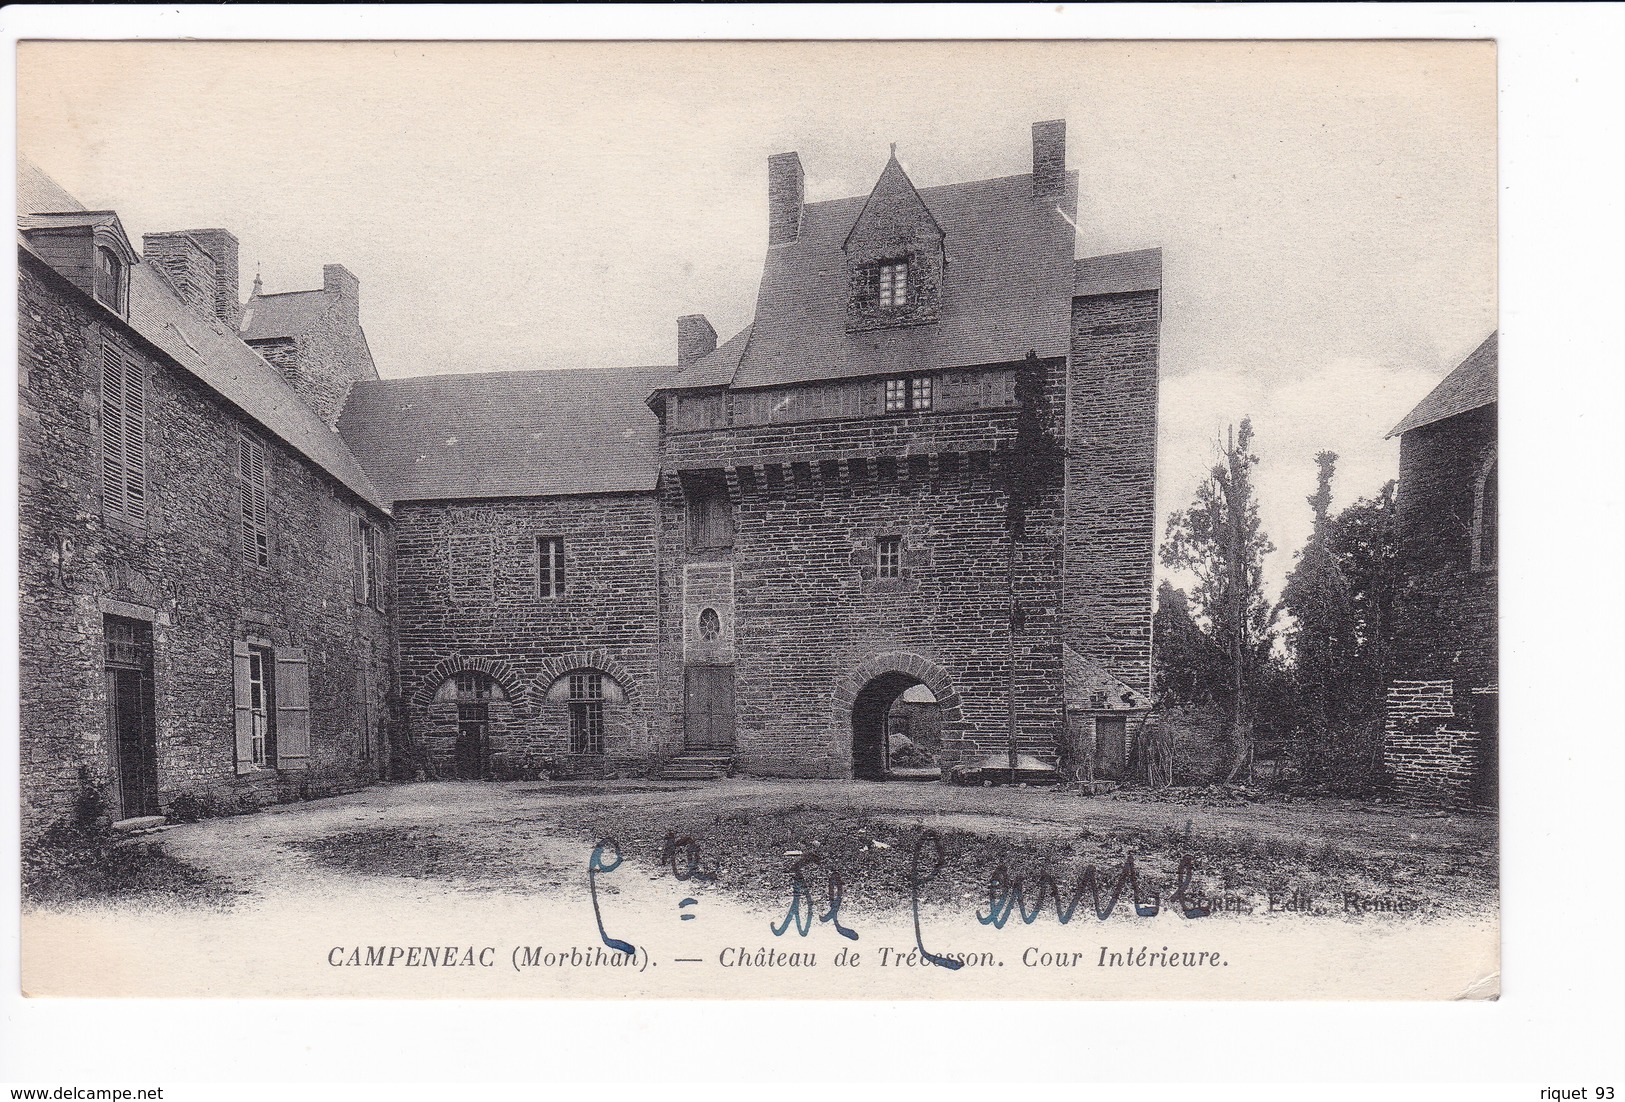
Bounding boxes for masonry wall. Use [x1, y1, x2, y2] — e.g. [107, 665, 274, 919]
[1383, 404, 1498, 804]
[657, 367, 1067, 778]
[1065, 288, 1160, 697]
[245, 290, 377, 428]
[18, 257, 396, 839]
[392, 494, 660, 778]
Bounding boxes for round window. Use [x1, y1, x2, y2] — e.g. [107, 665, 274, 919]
[698, 607, 721, 641]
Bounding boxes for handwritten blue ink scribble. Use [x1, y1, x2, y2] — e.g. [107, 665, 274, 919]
[910, 831, 962, 970]
[679, 897, 699, 921]
[588, 837, 636, 956]
[771, 854, 859, 941]
[661, 832, 715, 882]
[976, 853, 1166, 927]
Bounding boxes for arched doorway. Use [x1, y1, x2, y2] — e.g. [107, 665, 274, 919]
[434, 671, 507, 780]
[851, 675, 942, 780]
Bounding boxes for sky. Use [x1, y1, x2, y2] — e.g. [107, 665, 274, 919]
[15, 40, 1496, 601]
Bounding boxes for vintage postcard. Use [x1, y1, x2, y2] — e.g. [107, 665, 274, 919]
[14, 38, 1497, 1000]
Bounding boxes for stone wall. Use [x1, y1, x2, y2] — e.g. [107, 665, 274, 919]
[1382, 404, 1497, 803]
[655, 361, 1068, 778]
[392, 494, 660, 778]
[1064, 288, 1161, 696]
[18, 256, 396, 839]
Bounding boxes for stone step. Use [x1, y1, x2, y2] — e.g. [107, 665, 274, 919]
[112, 815, 167, 832]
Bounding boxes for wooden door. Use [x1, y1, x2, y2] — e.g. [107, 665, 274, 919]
[684, 665, 735, 750]
[1095, 716, 1128, 781]
[108, 667, 158, 818]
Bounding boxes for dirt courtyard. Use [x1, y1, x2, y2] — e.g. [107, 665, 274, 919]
[85, 777, 1497, 921]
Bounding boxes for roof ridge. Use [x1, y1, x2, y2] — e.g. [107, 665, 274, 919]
[359, 365, 676, 386]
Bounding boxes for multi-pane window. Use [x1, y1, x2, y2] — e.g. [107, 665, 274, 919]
[94, 245, 126, 314]
[569, 672, 605, 754]
[247, 646, 275, 766]
[100, 343, 146, 524]
[882, 376, 933, 414]
[359, 518, 381, 608]
[238, 436, 270, 567]
[878, 260, 908, 308]
[877, 536, 902, 579]
[538, 536, 566, 598]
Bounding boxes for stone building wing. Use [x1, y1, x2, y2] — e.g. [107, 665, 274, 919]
[16, 157, 388, 513]
[337, 367, 674, 502]
[1387, 331, 1497, 438]
[730, 169, 1079, 390]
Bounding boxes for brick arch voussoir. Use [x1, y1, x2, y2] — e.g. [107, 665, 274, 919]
[413, 654, 531, 708]
[535, 650, 642, 704]
[835, 651, 963, 729]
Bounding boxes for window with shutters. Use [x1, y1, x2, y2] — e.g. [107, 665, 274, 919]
[684, 472, 734, 550]
[234, 640, 309, 772]
[537, 536, 566, 599]
[100, 342, 147, 525]
[238, 436, 270, 568]
[568, 671, 605, 754]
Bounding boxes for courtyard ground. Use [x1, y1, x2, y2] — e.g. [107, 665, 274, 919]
[31, 777, 1498, 920]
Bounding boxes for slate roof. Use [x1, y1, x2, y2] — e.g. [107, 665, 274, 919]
[17, 157, 389, 512]
[1387, 331, 1498, 438]
[1075, 248, 1162, 296]
[16, 154, 85, 214]
[1062, 645, 1150, 713]
[336, 367, 675, 501]
[713, 169, 1079, 392]
[657, 324, 751, 391]
[239, 289, 329, 341]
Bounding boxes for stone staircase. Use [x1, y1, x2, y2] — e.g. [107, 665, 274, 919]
[661, 750, 736, 781]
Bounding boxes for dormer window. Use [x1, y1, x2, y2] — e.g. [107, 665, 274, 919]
[878, 260, 908, 308]
[94, 245, 126, 313]
[883, 376, 934, 414]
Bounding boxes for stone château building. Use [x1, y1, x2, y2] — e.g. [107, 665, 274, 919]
[1382, 332, 1498, 805]
[17, 120, 1162, 837]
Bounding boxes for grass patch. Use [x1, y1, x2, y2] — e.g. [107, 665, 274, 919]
[23, 823, 235, 909]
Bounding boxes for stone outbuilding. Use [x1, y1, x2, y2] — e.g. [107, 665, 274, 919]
[1382, 332, 1498, 805]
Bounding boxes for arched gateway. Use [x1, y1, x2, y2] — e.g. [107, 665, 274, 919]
[834, 652, 962, 780]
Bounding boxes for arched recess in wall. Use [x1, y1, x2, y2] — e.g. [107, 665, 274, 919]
[536, 651, 641, 757]
[412, 654, 529, 708]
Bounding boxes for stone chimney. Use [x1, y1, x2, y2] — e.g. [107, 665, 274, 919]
[144, 228, 240, 325]
[1032, 120, 1066, 199]
[323, 263, 360, 326]
[677, 314, 718, 367]
[768, 151, 804, 246]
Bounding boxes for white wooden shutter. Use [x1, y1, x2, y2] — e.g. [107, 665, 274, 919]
[233, 640, 255, 774]
[274, 646, 311, 769]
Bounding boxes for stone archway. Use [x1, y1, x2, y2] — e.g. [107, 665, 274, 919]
[833, 652, 962, 780]
[412, 654, 529, 709]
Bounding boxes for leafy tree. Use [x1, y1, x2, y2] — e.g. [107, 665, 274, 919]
[1280, 451, 1357, 777]
[1160, 419, 1277, 782]
[1327, 479, 1399, 707]
[1152, 581, 1218, 706]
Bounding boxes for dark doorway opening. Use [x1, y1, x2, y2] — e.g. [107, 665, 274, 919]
[104, 616, 158, 819]
[439, 671, 501, 780]
[851, 673, 940, 781]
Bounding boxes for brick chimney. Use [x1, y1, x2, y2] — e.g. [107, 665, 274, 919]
[677, 314, 717, 367]
[144, 228, 240, 325]
[323, 263, 360, 326]
[768, 151, 804, 246]
[1032, 120, 1066, 198]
